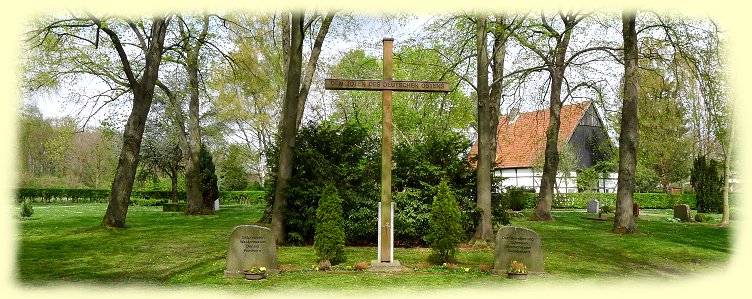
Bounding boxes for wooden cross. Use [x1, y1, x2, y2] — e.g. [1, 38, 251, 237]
[324, 38, 450, 263]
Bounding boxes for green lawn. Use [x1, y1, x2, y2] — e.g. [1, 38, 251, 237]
[15, 203, 731, 293]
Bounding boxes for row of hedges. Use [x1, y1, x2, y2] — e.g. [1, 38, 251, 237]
[15, 188, 264, 204]
[218, 191, 266, 205]
[512, 191, 702, 209]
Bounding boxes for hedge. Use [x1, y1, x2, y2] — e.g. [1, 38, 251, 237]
[15, 188, 265, 205]
[218, 191, 266, 205]
[515, 192, 701, 209]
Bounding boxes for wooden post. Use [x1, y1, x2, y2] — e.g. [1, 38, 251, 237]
[380, 38, 393, 262]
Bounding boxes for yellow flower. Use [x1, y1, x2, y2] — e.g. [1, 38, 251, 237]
[464, 267, 470, 272]
[259, 267, 266, 272]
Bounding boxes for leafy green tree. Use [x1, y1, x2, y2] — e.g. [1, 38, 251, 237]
[26, 15, 170, 227]
[426, 180, 464, 264]
[216, 144, 250, 191]
[314, 184, 346, 264]
[636, 67, 692, 193]
[138, 103, 183, 202]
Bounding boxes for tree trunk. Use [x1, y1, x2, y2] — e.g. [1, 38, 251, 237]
[271, 13, 304, 245]
[532, 91, 562, 222]
[613, 11, 638, 234]
[170, 170, 179, 203]
[102, 18, 168, 228]
[720, 126, 733, 226]
[531, 17, 573, 222]
[471, 15, 494, 244]
[295, 13, 335, 129]
[185, 58, 206, 212]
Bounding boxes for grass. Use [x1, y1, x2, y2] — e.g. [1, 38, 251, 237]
[15, 202, 731, 293]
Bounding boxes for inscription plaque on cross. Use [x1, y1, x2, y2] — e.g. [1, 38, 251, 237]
[324, 38, 450, 264]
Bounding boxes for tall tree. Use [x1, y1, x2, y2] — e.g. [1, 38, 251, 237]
[513, 12, 615, 221]
[269, 11, 336, 243]
[613, 10, 638, 234]
[211, 14, 285, 188]
[26, 15, 170, 227]
[644, 15, 731, 225]
[420, 14, 511, 243]
[636, 68, 691, 193]
[139, 101, 183, 202]
[157, 14, 214, 213]
[271, 12, 304, 244]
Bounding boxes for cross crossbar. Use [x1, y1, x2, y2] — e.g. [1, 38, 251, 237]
[324, 79, 451, 92]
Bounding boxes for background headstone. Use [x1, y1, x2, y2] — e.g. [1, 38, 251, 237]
[673, 204, 691, 222]
[493, 226, 544, 274]
[214, 199, 220, 211]
[224, 225, 278, 276]
[586, 200, 600, 214]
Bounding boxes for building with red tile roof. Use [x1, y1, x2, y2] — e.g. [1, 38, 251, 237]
[469, 101, 616, 193]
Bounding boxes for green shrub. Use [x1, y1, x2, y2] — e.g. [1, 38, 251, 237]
[267, 122, 477, 246]
[550, 192, 696, 209]
[694, 213, 714, 222]
[266, 122, 381, 245]
[490, 192, 511, 227]
[16, 188, 188, 203]
[130, 198, 167, 206]
[19, 199, 34, 218]
[314, 184, 346, 264]
[394, 188, 431, 245]
[691, 155, 723, 213]
[219, 191, 266, 204]
[199, 145, 219, 209]
[426, 181, 463, 264]
[287, 232, 305, 246]
[506, 187, 533, 211]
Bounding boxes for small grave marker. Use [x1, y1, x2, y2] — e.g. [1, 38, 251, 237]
[673, 204, 691, 222]
[586, 200, 600, 214]
[224, 225, 278, 276]
[493, 226, 544, 274]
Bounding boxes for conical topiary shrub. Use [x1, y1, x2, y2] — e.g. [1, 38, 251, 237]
[314, 183, 346, 264]
[426, 180, 464, 264]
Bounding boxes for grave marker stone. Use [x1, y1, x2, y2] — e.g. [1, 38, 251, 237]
[673, 204, 691, 222]
[224, 225, 278, 276]
[493, 226, 544, 274]
[586, 200, 600, 214]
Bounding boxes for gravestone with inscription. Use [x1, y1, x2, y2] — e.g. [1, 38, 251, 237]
[673, 204, 691, 222]
[224, 225, 278, 276]
[586, 200, 600, 214]
[493, 226, 544, 274]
